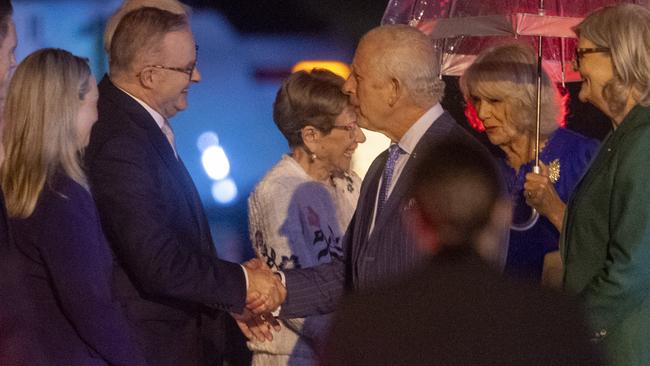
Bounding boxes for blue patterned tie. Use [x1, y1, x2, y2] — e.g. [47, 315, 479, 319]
[376, 143, 402, 218]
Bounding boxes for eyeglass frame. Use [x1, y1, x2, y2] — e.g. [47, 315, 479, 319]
[137, 45, 199, 81]
[330, 121, 360, 138]
[573, 46, 610, 71]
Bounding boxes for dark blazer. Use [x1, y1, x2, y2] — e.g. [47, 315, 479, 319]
[562, 105, 650, 366]
[1, 173, 146, 366]
[0, 188, 8, 247]
[323, 250, 602, 366]
[281, 111, 485, 317]
[85, 76, 246, 365]
[0, 187, 42, 366]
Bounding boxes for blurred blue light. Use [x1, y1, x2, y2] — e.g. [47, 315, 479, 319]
[212, 178, 238, 204]
[201, 145, 230, 180]
[197, 131, 220, 152]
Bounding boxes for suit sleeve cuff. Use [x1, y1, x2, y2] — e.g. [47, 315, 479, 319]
[271, 271, 285, 317]
[240, 264, 249, 290]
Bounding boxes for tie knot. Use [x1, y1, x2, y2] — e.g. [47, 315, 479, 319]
[388, 143, 402, 160]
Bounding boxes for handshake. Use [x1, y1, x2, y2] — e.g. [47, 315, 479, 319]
[232, 258, 286, 342]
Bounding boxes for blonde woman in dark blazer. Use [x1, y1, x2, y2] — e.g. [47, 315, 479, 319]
[0, 48, 145, 365]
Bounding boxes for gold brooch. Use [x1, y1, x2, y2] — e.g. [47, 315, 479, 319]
[548, 159, 560, 183]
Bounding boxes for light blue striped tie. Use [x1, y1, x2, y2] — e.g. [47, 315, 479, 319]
[376, 143, 402, 218]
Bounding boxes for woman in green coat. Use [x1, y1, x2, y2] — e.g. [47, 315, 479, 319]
[562, 3, 650, 365]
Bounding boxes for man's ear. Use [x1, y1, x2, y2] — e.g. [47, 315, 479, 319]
[387, 77, 401, 107]
[138, 67, 156, 89]
[406, 203, 441, 255]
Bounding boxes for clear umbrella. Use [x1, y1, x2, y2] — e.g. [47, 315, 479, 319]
[381, 0, 643, 230]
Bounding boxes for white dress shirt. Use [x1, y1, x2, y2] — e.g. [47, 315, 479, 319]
[369, 103, 444, 233]
[117, 86, 166, 129]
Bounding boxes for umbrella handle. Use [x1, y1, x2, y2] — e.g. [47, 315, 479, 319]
[510, 165, 541, 232]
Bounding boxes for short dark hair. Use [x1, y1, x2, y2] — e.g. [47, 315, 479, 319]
[273, 69, 348, 148]
[410, 139, 505, 246]
[109, 6, 188, 76]
[0, 0, 13, 43]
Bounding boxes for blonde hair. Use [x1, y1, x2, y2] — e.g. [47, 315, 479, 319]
[459, 43, 562, 137]
[360, 24, 445, 108]
[103, 0, 189, 54]
[575, 3, 650, 116]
[1, 48, 92, 218]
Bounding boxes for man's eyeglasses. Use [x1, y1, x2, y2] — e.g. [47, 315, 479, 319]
[138, 45, 199, 81]
[573, 47, 610, 70]
[331, 121, 360, 138]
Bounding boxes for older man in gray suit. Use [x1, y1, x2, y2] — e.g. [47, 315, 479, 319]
[239, 24, 488, 340]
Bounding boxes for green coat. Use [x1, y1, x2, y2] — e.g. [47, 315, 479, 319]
[561, 105, 650, 366]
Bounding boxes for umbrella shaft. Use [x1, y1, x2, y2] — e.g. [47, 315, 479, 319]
[535, 35, 542, 167]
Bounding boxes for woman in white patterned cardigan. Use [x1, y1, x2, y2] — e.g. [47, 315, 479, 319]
[247, 69, 365, 366]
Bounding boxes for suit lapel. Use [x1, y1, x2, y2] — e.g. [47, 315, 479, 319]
[352, 151, 386, 262]
[144, 119, 214, 253]
[101, 77, 211, 250]
[566, 133, 613, 210]
[176, 158, 215, 254]
[369, 112, 456, 238]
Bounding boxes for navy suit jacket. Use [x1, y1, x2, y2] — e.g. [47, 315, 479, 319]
[281, 111, 484, 317]
[1, 173, 146, 366]
[85, 76, 246, 365]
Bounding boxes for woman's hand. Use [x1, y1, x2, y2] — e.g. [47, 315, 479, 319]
[523, 161, 566, 231]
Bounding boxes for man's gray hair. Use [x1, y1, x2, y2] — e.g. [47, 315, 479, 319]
[362, 24, 444, 108]
[109, 7, 188, 77]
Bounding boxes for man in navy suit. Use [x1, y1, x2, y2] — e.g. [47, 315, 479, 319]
[85, 7, 284, 365]
[237, 25, 489, 338]
[279, 24, 489, 315]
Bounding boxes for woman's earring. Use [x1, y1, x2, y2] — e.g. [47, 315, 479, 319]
[310, 153, 317, 162]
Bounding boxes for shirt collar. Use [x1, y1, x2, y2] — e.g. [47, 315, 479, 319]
[397, 103, 444, 155]
[115, 84, 166, 129]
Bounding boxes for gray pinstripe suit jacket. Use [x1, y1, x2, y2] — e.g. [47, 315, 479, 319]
[280, 111, 483, 318]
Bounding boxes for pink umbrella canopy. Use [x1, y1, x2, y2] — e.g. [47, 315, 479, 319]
[381, 0, 649, 82]
[381, 0, 650, 230]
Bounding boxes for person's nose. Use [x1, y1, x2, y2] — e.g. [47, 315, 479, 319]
[191, 66, 201, 83]
[342, 75, 355, 96]
[475, 101, 490, 121]
[355, 125, 366, 143]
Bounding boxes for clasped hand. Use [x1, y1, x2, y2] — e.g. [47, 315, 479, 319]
[523, 161, 566, 231]
[231, 258, 285, 342]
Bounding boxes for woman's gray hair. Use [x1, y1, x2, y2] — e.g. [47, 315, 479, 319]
[273, 69, 348, 148]
[362, 25, 445, 109]
[459, 43, 562, 137]
[575, 3, 650, 116]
